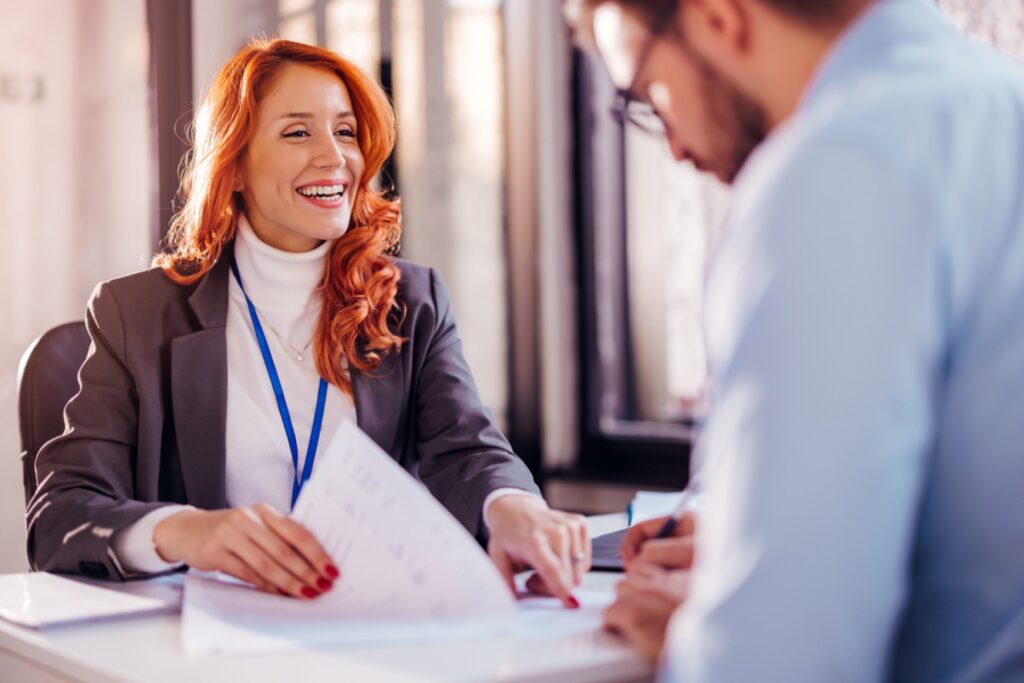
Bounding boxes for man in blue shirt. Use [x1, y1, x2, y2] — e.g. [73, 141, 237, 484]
[567, 0, 1024, 680]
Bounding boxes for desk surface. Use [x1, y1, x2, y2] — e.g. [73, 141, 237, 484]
[0, 514, 651, 683]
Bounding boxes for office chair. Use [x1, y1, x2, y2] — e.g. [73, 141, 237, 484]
[17, 321, 90, 505]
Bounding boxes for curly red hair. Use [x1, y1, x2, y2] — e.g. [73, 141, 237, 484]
[154, 38, 405, 395]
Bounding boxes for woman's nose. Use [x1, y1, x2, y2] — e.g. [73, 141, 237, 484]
[313, 140, 345, 168]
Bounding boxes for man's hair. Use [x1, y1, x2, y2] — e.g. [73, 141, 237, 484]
[565, 0, 861, 47]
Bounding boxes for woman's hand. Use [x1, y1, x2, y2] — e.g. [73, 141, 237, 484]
[153, 503, 338, 598]
[485, 495, 590, 608]
[620, 512, 698, 571]
[603, 562, 691, 662]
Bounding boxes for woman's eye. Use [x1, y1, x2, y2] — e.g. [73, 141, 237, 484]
[336, 128, 356, 139]
[283, 129, 309, 138]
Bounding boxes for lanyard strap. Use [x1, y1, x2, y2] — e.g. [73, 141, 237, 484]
[230, 258, 328, 509]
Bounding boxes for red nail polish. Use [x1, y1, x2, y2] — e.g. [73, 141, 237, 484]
[317, 577, 333, 591]
[325, 564, 340, 579]
[277, 588, 289, 597]
[568, 596, 580, 609]
[302, 587, 319, 599]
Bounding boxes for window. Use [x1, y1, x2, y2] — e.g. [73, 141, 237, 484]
[623, 128, 728, 424]
[393, 0, 509, 432]
[940, 0, 1024, 59]
[571, 51, 692, 487]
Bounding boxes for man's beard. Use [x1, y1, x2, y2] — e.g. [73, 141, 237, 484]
[690, 48, 769, 184]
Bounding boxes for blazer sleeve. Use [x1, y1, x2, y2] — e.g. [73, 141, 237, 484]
[413, 268, 541, 539]
[25, 282, 174, 580]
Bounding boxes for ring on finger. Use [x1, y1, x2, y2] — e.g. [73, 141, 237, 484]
[571, 551, 586, 565]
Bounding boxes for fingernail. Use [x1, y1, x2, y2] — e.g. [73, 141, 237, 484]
[277, 588, 290, 597]
[325, 564, 340, 579]
[568, 595, 580, 609]
[317, 577, 333, 591]
[302, 587, 319, 599]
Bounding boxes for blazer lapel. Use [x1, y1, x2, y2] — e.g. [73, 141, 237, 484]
[170, 249, 231, 509]
[351, 346, 405, 457]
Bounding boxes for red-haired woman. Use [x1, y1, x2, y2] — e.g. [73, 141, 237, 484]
[26, 39, 588, 608]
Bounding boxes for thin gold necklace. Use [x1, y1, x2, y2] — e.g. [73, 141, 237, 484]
[250, 306, 315, 362]
[266, 324, 314, 362]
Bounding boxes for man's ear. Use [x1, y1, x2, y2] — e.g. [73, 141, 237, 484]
[679, 0, 751, 57]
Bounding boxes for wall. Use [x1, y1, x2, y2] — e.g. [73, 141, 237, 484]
[0, 0, 152, 572]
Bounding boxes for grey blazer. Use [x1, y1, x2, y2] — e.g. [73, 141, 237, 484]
[25, 244, 539, 580]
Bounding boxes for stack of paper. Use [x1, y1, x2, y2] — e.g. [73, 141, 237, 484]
[628, 491, 687, 526]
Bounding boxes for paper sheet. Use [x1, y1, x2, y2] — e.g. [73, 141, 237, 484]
[288, 419, 516, 619]
[0, 572, 175, 628]
[182, 572, 613, 654]
[182, 419, 568, 654]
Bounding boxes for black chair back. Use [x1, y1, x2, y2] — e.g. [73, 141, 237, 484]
[17, 322, 90, 505]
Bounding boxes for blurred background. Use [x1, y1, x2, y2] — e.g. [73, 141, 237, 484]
[1, 0, 1021, 572]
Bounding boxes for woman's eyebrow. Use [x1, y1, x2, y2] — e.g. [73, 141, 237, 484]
[276, 111, 355, 120]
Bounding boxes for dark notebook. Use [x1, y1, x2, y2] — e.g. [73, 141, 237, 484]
[590, 527, 629, 572]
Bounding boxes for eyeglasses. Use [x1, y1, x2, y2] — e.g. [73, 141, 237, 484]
[608, 1, 676, 137]
[610, 91, 665, 136]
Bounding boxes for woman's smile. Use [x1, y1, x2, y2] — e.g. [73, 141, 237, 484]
[295, 178, 349, 209]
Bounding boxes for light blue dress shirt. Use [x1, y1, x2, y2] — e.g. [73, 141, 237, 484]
[664, 1, 1024, 681]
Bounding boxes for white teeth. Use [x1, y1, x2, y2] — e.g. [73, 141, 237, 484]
[298, 184, 345, 197]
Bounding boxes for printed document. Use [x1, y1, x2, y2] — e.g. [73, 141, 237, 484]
[182, 420, 607, 654]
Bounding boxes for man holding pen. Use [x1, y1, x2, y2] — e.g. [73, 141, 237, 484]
[609, 493, 698, 661]
[567, 0, 1024, 681]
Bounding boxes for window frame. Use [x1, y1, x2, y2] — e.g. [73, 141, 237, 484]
[147, 0, 194, 250]
[564, 47, 692, 488]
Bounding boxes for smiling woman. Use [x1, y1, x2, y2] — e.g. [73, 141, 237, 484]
[26, 38, 591, 609]
[155, 41, 403, 395]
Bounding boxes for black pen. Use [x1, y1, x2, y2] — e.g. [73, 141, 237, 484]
[653, 493, 692, 539]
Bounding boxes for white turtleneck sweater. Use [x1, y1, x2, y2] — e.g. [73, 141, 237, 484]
[223, 215, 358, 511]
[113, 216, 533, 573]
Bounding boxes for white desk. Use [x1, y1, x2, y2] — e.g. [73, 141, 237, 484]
[0, 514, 652, 683]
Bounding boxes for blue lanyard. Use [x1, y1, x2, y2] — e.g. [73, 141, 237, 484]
[230, 258, 328, 510]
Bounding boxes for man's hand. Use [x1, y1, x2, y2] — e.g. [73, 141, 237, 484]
[153, 503, 338, 598]
[621, 511, 698, 571]
[485, 495, 590, 608]
[603, 563, 691, 662]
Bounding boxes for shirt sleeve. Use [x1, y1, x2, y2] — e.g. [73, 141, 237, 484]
[111, 505, 194, 574]
[664, 131, 944, 681]
[481, 488, 547, 530]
